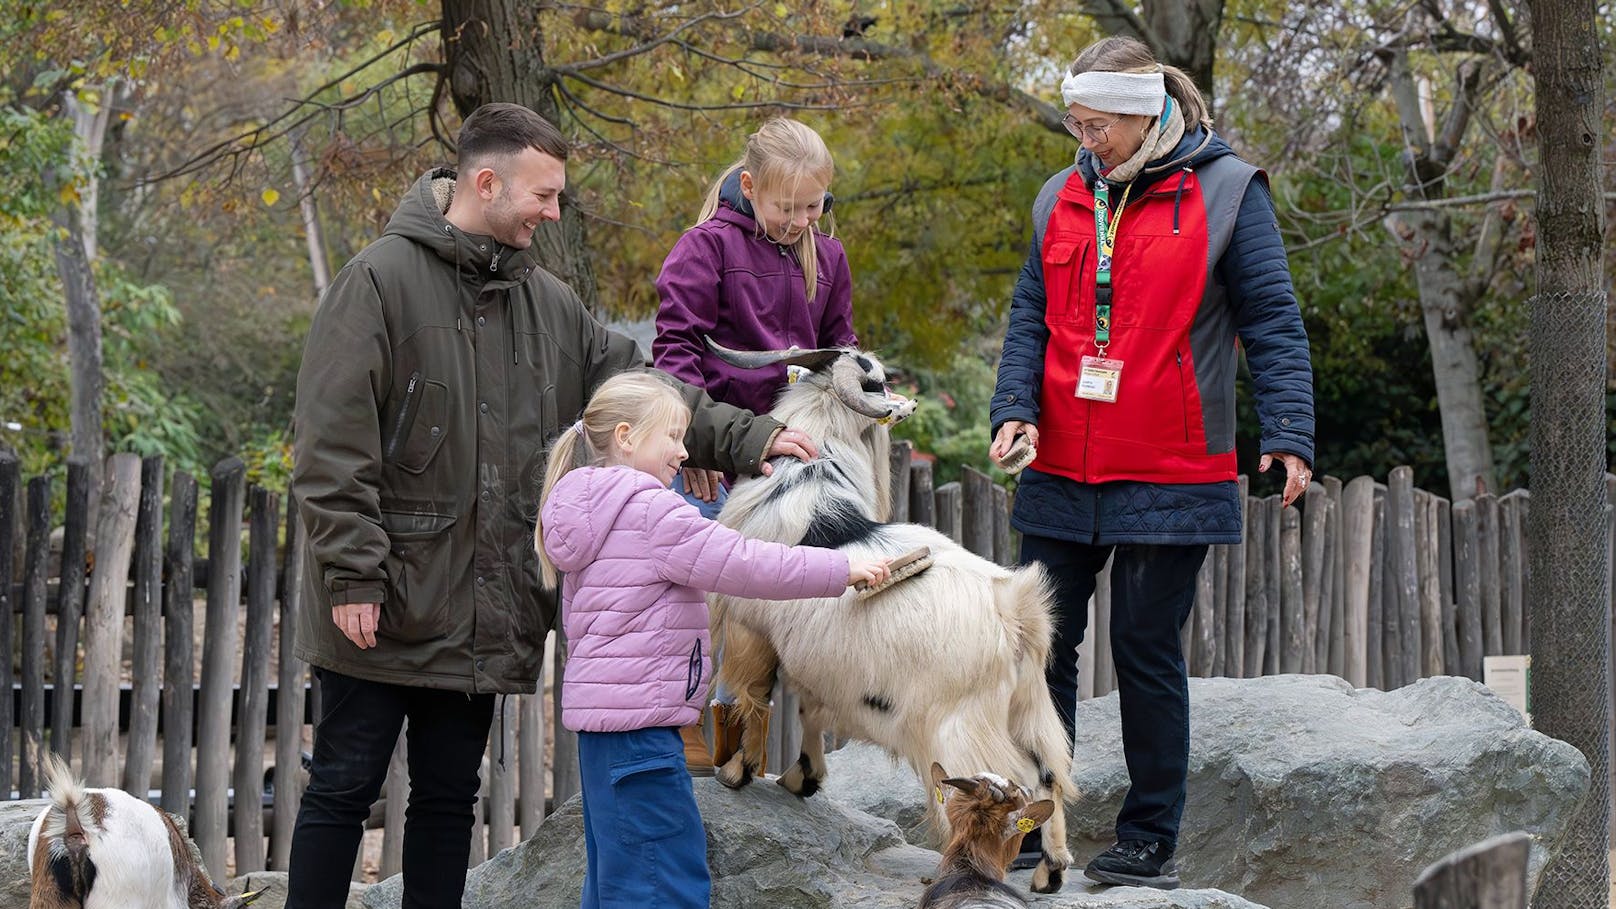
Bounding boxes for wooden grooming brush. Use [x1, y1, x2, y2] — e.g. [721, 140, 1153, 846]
[855, 545, 934, 600]
[993, 434, 1036, 474]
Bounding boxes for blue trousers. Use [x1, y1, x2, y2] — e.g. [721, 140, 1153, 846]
[578, 727, 710, 909]
[1019, 535, 1207, 850]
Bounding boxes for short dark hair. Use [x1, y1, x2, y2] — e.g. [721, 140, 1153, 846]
[456, 103, 569, 170]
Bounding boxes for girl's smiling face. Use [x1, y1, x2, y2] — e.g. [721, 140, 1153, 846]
[740, 170, 828, 245]
[614, 412, 689, 488]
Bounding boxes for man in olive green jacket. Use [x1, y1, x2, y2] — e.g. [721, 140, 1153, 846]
[286, 103, 814, 909]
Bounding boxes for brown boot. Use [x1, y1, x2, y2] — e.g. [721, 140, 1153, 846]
[680, 722, 715, 777]
[711, 702, 767, 775]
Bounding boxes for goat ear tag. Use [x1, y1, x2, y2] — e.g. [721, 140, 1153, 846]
[934, 786, 944, 804]
[786, 365, 807, 384]
[1015, 817, 1037, 833]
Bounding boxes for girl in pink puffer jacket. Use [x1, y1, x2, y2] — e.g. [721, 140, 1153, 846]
[536, 371, 888, 909]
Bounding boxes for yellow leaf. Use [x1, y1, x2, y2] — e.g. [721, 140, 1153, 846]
[732, 83, 746, 101]
[773, 2, 788, 15]
[261, 188, 281, 206]
[372, 187, 383, 202]
[225, 44, 240, 61]
[208, 35, 221, 51]
[57, 183, 80, 206]
[377, 28, 395, 45]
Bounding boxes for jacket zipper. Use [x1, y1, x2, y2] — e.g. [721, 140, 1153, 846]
[1178, 349, 1191, 442]
[384, 371, 423, 462]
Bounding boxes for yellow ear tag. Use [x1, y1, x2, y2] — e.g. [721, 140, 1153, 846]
[1015, 817, 1036, 834]
[934, 786, 944, 805]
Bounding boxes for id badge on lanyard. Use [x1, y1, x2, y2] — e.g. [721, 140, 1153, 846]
[1079, 179, 1131, 404]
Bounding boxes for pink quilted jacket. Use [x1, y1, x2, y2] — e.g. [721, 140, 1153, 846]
[540, 465, 849, 733]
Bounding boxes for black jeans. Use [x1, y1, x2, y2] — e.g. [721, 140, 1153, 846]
[1020, 534, 1207, 850]
[286, 669, 495, 909]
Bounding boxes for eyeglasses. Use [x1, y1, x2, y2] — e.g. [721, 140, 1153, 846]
[1061, 114, 1120, 143]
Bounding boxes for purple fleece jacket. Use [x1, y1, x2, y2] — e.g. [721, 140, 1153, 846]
[653, 183, 858, 417]
[540, 466, 850, 733]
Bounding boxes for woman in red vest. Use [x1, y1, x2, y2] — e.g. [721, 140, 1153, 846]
[989, 36, 1315, 890]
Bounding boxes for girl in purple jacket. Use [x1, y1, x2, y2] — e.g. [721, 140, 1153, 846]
[536, 372, 888, 909]
[654, 117, 859, 515]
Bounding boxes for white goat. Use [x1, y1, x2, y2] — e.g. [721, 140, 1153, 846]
[28, 754, 256, 909]
[705, 339, 1074, 893]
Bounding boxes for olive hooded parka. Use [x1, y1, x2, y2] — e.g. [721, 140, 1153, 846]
[292, 168, 785, 694]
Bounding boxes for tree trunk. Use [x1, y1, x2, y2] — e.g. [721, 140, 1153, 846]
[49, 173, 105, 504]
[290, 129, 331, 300]
[1525, 1, 1609, 906]
[440, 0, 599, 311]
[1383, 50, 1497, 500]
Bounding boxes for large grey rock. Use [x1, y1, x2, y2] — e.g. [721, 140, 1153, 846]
[360, 778, 1266, 909]
[0, 800, 43, 907]
[831, 675, 1590, 909]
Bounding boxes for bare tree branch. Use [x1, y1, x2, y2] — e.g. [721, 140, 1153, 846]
[1076, 0, 1162, 50]
[571, 9, 1067, 133]
[137, 21, 443, 185]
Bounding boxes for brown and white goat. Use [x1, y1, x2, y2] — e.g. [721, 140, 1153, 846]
[704, 339, 1074, 893]
[919, 762, 1055, 909]
[28, 754, 257, 909]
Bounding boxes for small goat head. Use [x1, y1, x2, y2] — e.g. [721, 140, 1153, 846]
[929, 761, 1055, 873]
[703, 336, 917, 425]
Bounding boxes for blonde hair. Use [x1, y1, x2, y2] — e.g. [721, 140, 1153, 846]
[535, 371, 691, 587]
[1069, 36, 1212, 130]
[696, 118, 836, 297]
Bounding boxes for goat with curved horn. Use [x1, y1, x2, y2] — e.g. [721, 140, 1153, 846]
[703, 335, 844, 371]
[704, 336, 897, 420]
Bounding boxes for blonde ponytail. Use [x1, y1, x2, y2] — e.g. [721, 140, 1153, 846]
[534, 372, 692, 588]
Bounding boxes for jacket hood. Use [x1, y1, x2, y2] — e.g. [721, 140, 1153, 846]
[718, 168, 758, 220]
[1079, 127, 1232, 191]
[541, 466, 667, 573]
[381, 167, 540, 284]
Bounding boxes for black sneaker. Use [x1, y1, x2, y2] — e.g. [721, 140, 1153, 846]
[1083, 839, 1180, 889]
[1007, 827, 1042, 871]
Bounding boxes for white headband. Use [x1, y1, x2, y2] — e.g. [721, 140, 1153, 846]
[1060, 70, 1166, 116]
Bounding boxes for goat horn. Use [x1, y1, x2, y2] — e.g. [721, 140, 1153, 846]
[704, 335, 844, 372]
[831, 357, 892, 418]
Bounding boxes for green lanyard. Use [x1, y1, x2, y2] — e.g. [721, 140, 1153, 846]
[1091, 179, 1132, 352]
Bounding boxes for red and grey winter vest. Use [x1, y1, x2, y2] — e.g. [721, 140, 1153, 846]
[1033, 155, 1260, 485]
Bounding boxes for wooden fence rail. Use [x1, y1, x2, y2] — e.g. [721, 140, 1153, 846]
[0, 449, 1608, 885]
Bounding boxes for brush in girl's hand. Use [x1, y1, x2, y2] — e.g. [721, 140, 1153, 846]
[855, 546, 934, 600]
[994, 434, 1036, 474]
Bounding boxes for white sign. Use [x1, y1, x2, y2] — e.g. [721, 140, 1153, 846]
[1483, 654, 1532, 727]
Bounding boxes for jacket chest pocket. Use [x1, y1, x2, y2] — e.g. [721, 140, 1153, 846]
[1042, 237, 1094, 327]
[383, 373, 451, 474]
[1111, 233, 1205, 331]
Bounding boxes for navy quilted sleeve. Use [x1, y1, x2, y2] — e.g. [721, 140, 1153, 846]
[1220, 177, 1315, 464]
[989, 240, 1050, 437]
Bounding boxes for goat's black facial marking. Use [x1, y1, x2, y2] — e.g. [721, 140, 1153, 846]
[800, 502, 882, 549]
[50, 852, 96, 901]
[793, 754, 820, 798]
[855, 354, 873, 373]
[862, 694, 894, 713]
